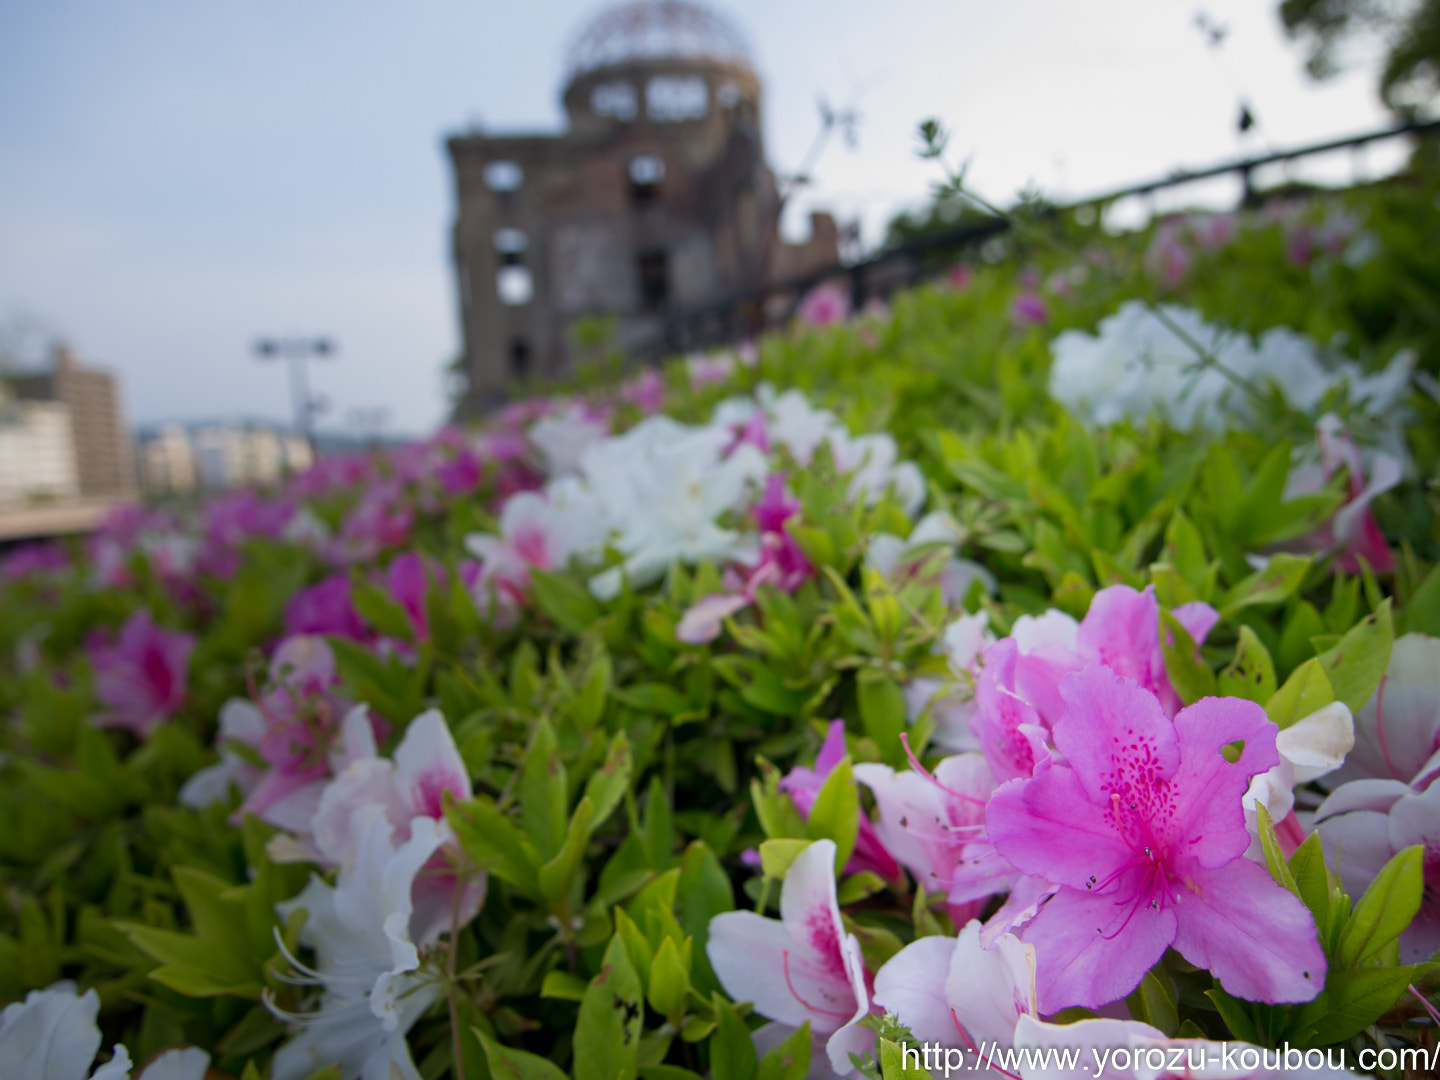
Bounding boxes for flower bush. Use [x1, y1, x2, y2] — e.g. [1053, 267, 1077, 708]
[3, 167, 1440, 1080]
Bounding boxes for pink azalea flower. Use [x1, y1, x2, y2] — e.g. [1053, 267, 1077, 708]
[284, 574, 370, 642]
[1144, 223, 1192, 287]
[463, 482, 608, 623]
[1328, 633, 1440, 790]
[311, 709, 484, 947]
[854, 752, 1002, 922]
[798, 282, 851, 328]
[620, 370, 666, 414]
[231, 636, 378, 832]
[1284, 414, 1400, 575]
[947, 264, 973, 290]
[330, 480, 413, 565]
[1074, 585, 1217, 721]
[988, 664, 1325, 1011]
[676, 475, 812, 645]
[90, 610, 196, 738]
[780, 722, 901, 881]
[707, 839, 874, 1074]
[1314, 778, 1440, 964]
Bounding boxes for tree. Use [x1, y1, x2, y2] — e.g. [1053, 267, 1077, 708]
[1280, 0, 1440, 115]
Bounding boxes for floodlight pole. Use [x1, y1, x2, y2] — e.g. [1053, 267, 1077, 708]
[253, 336, 335, 452]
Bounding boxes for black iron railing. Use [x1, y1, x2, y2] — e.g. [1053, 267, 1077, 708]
[646, 118, 1440, 360]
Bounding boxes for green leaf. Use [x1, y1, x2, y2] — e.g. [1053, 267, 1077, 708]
[519, 719, 568, 859]
[540, 970, 589, 1001]
[1265, 659, 1334, 730]
[614, 683, 691, 716]
[857, 675, 907, 767]
[1336, 845, 1424, 967]
[1255, 805, 1298, 896]
[1288, 833, 1337, 946]
[879, 1038, 929, 1080]
[1158, 611, 1216, 706]
[1164, 509, 1209, 588]
[584, 733, 633, 831]
[759, 839, 812, 881]
[1285, 966, 1419, 1047]
[1316, 601, 1394, 714]
[711, 995, 758, 1080]
[1205, 987, 1261, 1044]
[575, 934, 644, 1080]
[806, 757, 859, 874]
[538, 796, 597, 903]
[1218, 554, 1312, 618]
[121, 867, 263, 999]
[350, 573, 415, 640]
[1403, 562, 1440, 635]
[1125, 968, 1178, 1037]
[529, 567, 603, 634]
[750, 763, 806, 841]
[712, 657, 807, 716]
[446, 797, 541, 897]
[647, 935, 691, 1018]
[477, 1030, 569, 1080]
[758, 1022, 812, 1080]
[1218, 626, 1277, 704]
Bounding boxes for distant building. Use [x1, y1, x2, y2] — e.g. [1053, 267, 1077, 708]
[6, 343, 136, 501]
[446, 0, 839, 413]
[0, 385, 79, 505]
[138, 425, 199, 495]
[139, 421, 313, 495]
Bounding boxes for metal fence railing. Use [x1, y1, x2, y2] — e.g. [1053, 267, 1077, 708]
[644, 118, 1440, 360]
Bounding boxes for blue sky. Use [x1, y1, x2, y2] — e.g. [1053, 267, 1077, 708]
[0, 1, 1398, 435]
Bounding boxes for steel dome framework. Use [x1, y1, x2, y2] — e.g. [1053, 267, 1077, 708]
[564, 1, 754, 81]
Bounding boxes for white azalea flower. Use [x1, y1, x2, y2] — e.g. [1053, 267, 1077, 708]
[0, 981, 210, 1080]
[271, 806, 446, 1080]
[527, 402, 609, 476]
[585, 421, 767, 600]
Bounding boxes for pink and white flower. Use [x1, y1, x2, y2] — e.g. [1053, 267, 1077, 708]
[708, 839, 874, 1074]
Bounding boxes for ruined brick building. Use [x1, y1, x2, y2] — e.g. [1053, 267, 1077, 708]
[446, 0, 839, 414]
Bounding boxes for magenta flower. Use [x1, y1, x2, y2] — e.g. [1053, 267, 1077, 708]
[988, 664, 1325, 1011]
[797, 282, 851, 327]
[381, 552, 445, 643]
[1075, 585, 1217, 720]
[0, 542, 69, 581]
[675, 475, 814, 645]
[781, 722, 901, 881]
[90, 610, 196, 738]
[284, 575, 370, 642]
[1010, 293, 1049, 327]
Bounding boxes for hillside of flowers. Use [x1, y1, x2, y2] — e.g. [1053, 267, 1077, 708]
[3, 165, 1440, 1080]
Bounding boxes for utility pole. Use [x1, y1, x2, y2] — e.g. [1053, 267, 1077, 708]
[253, 336, 335, 453]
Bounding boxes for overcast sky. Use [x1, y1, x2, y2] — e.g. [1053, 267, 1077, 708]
[0, 1, 1402, 436]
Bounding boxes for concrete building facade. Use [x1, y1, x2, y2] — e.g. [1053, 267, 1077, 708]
[7, 344, 137, 501]
[446, 1, 839, 414]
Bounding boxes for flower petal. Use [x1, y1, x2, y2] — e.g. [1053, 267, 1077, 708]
[1170, 858, 1324, 1004]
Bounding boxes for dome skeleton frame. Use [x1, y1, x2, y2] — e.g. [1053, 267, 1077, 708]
[565, 0, 754, 81]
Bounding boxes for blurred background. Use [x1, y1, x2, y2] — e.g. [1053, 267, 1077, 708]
[0, 1, 1432, 471]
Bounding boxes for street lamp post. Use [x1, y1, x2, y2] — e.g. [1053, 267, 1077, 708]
[253, 337, 335, 451]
